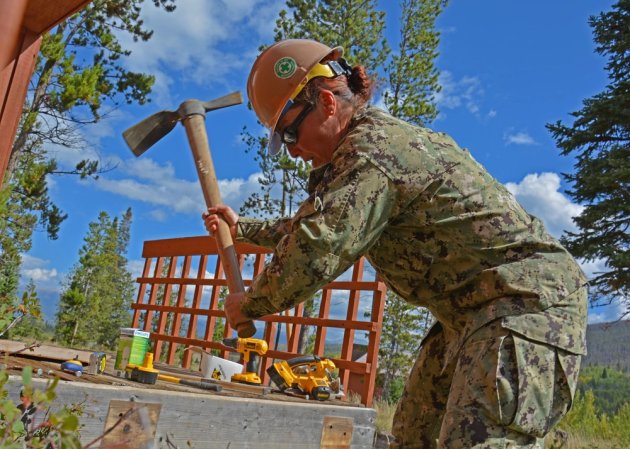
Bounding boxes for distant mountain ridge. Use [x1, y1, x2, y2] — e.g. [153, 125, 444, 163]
[583, 320, 630, 372]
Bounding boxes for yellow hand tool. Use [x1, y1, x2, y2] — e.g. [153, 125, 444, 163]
[222, 337, 268, 385]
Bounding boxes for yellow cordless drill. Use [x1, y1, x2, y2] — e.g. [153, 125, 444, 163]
[222, 337, 268, 385]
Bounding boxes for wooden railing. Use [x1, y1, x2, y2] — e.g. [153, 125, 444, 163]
[131, 235, 386, 406]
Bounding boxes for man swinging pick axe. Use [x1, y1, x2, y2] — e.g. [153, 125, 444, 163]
[203, 39, 588, 449]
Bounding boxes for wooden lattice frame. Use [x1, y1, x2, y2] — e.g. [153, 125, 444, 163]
[131, 236, 386, 407]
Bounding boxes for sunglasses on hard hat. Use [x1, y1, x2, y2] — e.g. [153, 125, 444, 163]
[269, 102, 314, 155]
[268, 59, 352, 155]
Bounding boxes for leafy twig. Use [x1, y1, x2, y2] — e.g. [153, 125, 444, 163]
[7, 342, 41, 356]
[0, 314, 24, 338]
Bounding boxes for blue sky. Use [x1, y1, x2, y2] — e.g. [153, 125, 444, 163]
[20, 0, 621, 326]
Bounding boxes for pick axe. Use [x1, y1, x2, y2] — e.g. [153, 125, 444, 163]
[122, 92, 256, 338]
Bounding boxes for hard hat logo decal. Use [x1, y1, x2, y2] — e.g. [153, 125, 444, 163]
[274, 57, 297, 79]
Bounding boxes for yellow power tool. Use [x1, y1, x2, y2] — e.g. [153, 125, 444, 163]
[267, 355, 337, 401]
[222, 337, 268, 385]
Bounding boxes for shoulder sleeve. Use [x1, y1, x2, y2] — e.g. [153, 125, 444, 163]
[237, 217, 292, 249]
[241, 153, 396, 318]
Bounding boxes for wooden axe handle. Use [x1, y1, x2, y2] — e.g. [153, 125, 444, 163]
[182, 115, 256, 338]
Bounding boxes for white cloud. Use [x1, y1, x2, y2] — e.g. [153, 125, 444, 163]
[588, 301, 626, 324]
[579, 258, 608, 280]
[128, 259, 147, 280]
[117, 0, 284, 105]
[505, 172, 583, 239]
[95, 157, 273, 215]
[22, 268, 58, 282]
[435, 71, 485, 117]
[20, 254, 63, 296]
[148, 209, 168, 222]
[22, 254, 48, 269]
[504, 130, 538, 146]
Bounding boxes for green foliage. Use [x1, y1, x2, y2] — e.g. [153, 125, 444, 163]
[9, 317, 55, 343]
[0, 367, 83, 448]
[384, 0, 447, 126]
[239, 130, 310, 219]
[377, 292, 433, 403]
[55, 209, 135, 349]
[541, 365, 630, 447]
[560, 389, 630, 446]
[546, 0, 630, 312]
[577, 365, 630, 416]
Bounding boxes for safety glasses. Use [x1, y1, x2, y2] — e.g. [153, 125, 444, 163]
[269, 102, 314, 155]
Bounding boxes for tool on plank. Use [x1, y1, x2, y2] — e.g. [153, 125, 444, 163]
[60, 356, 83, 377]
[87, 351, 107, 374]
[127, 353, 222, 392]
[267, 355, 338, 401]
[222, 337, 268, 385]
[122, 92, 256, 338]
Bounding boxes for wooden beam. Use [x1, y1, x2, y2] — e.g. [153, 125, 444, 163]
[23, 0, 93, 34]
[4, 377, 377, 449]
[0, 29, 40, 185]
[0, 0, 28, 70]
[142, 236, 270, 258]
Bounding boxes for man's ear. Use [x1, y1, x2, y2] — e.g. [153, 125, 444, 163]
[318, 89, 337, 116]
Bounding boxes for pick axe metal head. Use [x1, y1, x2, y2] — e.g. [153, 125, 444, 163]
[121, 90, 257, 339]
[122, 91, 243, 157]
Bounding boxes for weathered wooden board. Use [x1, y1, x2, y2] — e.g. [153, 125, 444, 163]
[0, 340, 97, 363]
[101, 400, 162, 448]
[4, 376, 377, 449]
[321, 416, 354, 449]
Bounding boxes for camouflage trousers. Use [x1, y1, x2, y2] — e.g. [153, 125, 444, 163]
[391, 320, 581, 449]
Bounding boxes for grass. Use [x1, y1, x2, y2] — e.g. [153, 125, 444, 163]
[551, 434, 628, 449]
[373, 398, 397, 433]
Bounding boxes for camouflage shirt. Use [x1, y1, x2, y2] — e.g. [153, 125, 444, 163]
[237, 107, 588, 355]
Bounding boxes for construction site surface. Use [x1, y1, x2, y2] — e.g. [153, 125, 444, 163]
[2, 235, 388, 448]
[2, 340, 377, 448]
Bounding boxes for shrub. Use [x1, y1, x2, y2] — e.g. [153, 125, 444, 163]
[0, 366, 83, 448]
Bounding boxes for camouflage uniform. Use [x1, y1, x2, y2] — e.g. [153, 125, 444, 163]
[235, 107, 588, 448]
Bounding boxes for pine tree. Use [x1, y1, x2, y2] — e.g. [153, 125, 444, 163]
[546, 0, 630, 313]
[273, 0, 389, 71]
[377, 0, 446, 397]
[0, 0, 175, 313]
[377, 292, 433, 402]
[55, 209, 135, 348]
[384, 0, 446, 126]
